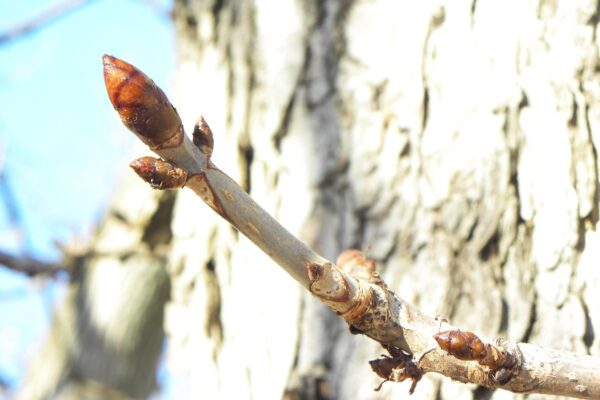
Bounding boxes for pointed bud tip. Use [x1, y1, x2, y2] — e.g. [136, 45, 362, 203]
[192, 115, 214, 157]
[433, 331, 450, 344]
[102, 54, 132, 71]
[102, 54, 130, 89]
[102, 54, 114, 65]
[102, 54, 183, 148]
[129, 157, 187, 190]
[129, 156, 153, 172]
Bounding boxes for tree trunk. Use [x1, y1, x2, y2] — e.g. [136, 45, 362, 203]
[17, 176, 172, 400]
[165, 0, 600, 399]
[19, 0, 600, 399]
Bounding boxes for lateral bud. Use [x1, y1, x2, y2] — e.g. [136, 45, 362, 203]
[192, 115, 214, 158]
[103, 54, 183, 148]
[434, 330, 487, 361]
[434, 329, 517, 384]
[129, 156, 188, 189]
[370, 346, 422, 394]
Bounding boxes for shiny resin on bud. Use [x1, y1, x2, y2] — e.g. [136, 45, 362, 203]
[434, 330, 487, 361]
[192, 116, 214, 158]
[103, 55, 182, 148]
[129, 157, 187, 189]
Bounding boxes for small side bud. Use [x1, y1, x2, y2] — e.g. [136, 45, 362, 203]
[370, 356, 404, 380]
[434, 329, 517, 384]
[129, 156, 187, 189]
[369, 349, 422, 394]
[103, 55, 183, 148]
[434, 330, 487, 361]
[192, 115, 214, 158]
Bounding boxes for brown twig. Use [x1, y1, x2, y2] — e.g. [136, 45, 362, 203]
[103, 55, 600, 399]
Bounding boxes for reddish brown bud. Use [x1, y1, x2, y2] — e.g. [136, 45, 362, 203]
[192, 115, 214, 158]
[129, 156, 187, 189]
[103, 55, 182, 148]
[370, 350, 422, 394]
[434, 330, 517, 384]
[370, 355, 404, 380]
[434, 330, 487, 361]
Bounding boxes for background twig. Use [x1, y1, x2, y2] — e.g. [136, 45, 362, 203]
[0, 250, 69, 277]
[0, 0, 98, 45]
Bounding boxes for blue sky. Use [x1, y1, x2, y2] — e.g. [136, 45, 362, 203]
[0, 0, 176, 395]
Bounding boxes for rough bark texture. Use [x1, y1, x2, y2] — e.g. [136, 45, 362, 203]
[17, 174, 171, 400]
[164, 0, 600, 399]
[17, 0, 600, 399]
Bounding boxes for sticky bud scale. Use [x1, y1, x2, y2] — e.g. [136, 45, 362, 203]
[129, 157, 188, 189]
[103, 54, 182, 148]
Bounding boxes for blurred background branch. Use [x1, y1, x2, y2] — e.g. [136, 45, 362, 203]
[0, 0, 175, 397]
[0, 0, 98, 45]
[0, 250, 70, 277]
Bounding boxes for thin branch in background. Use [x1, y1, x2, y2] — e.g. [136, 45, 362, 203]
[0, 375, 9, 397]
[0, 0, 98, 45]
[0, 146, 29, 250]
[0, 250, 69, 278]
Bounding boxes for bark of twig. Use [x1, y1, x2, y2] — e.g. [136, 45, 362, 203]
[103, 55, 600, 399]
[0, 250, 69, 277]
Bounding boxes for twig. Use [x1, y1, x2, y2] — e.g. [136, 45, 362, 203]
[0, 250, 69, 277]
[0, 146, 29, 250]
[103, 54, 600, 399]
[0, 375, 9, 397]
[0, 0, 97, 45]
